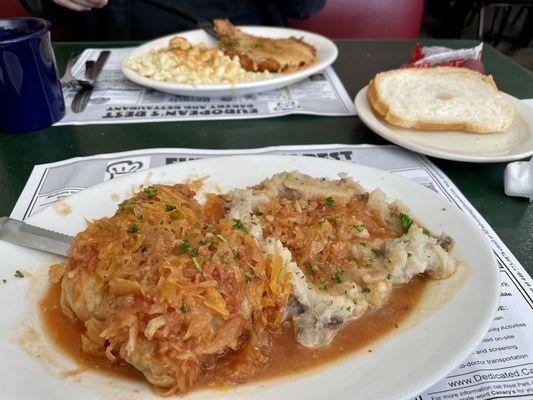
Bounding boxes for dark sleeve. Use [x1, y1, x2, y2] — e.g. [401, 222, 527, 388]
[19, 0, 74, 20]
[271, 0, 326, 20]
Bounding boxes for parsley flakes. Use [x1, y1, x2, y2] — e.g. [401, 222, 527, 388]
[165, 204, 176, 212]
[325, 196, 335, 206]
[192, 257, 204, 274]
[215, 233, 228, 243]
[14, 270, 24, 278]
[245, 271, 254, 281]
[176, 241, 191, 254]
[371, 248, 382, 257]
[232, 219, 249, 234]
[127, 224, 138, 233]
[143, 185, 157, 197]
[399, 213, 413, 233]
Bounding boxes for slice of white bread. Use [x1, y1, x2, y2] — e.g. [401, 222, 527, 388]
[368, 67, 515, 133]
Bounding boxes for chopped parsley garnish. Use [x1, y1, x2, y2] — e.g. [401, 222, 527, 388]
[422, 228, 430, 235]
[306, 265, 315, 275]
[346, 306, 352, 312]
[165, 204, 176, 212]
[141, 247, 149, 253]
[192, 257, 203, 273]
[353, 298, 358, 305]
[232, 219, 249, 234]
[176, 241, 191, 254]
[188, 247, 198, 257]
[399, 212, 413, 233]
[285, 172, 293, 180]
[232, 249, 238, 259]
[318, 218, 326, 225]
[361, 287, 371, 294]
[325, 196, 335, 207]
[219, 37, 239, 49]
[143, 185, 157, 197]
[252, 308, 260, 316]
[407, 252, 413, 259]
[220, 251, 229, 264]
[215, 233, 228, 243]
[180, 304, 189, 314]
[394, 323, 399, 329]
[318, 278, 328, 291]
[354, 224, 365, 232]
[371, 248, 382, 257]
[387, 273, 392, 280]
[14, 270, 24, 278]
[127, 224, 138, 233]
[331, 267, 344, 284]
[245, 271, 254, 281]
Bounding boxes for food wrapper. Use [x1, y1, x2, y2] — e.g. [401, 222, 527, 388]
[403, 43, 484, 73]
[504, 158, 533, 201]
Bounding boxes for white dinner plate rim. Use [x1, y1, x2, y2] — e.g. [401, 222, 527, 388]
[121, 26, 338, 95]
[0, 155, 499, 400]
[354, 85, 533, 163]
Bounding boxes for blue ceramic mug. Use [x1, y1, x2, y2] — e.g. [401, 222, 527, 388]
[0, 18, 65, 133]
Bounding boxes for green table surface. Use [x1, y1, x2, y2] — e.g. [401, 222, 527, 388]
[1, 39, 532, 276]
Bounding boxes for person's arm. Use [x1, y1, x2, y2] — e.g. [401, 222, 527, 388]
[19, 0, 107, 13]
[271, 0, 326, 20]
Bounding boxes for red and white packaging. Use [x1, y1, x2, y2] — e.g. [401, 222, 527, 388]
[403, 43, 485, 73]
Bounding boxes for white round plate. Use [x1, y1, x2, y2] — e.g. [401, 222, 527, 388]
[121, 27, 338, 97]
[355, 86, 533, 163]
[0, 155, 498, 400]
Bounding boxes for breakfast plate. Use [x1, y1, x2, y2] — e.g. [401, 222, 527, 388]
[0, 155, 498, 399]
[355, 86, 533, 163]
[121, 27, 338, 97]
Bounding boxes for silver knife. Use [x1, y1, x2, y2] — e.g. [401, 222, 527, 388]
[71, 50, 111, 114]
[0, 217, 72, 257]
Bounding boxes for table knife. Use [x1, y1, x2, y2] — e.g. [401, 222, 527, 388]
[71, 50, 111, 114]
[0, 217, 72, 257]
[140, 0, 220, 39]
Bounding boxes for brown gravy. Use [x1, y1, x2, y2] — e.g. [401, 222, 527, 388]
[39, 277, 427, 389]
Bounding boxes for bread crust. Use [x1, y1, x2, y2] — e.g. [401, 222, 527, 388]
[367, 67, 513, 133]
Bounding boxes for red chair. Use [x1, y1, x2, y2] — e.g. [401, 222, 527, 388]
[0, 0, 30, 18]
[288, 0, 423, 39]
[1, 0, 72, 41]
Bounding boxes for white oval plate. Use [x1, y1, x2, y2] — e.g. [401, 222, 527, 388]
[355, 86, 533, 163]
[0, 155, 498, 400]
[121, 27, 338, 97]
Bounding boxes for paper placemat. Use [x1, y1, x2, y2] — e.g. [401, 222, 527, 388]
[56, 48, 356, 125]
[11, 144, 533, 399]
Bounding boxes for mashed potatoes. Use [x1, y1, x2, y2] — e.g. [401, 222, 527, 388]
[225, 172, 459, 347]
[124, 36, 270, 85]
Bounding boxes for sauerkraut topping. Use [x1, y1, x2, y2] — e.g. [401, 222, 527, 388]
[52, 184, 290, 394]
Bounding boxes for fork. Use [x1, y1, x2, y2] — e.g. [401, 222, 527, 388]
[59, 53, 97, 89]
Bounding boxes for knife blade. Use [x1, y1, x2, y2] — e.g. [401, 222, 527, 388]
[0, 217, 73, 257]
[71, 50, 110, 114]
